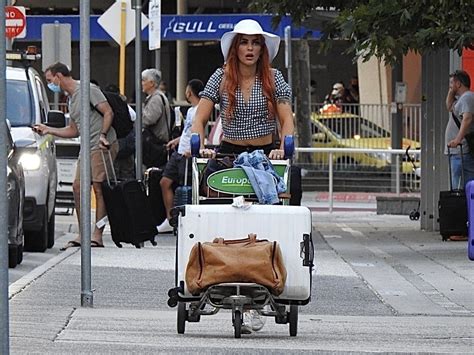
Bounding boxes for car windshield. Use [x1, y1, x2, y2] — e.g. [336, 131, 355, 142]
[7, 79, 34, 127]
[319, 116, 389, 139]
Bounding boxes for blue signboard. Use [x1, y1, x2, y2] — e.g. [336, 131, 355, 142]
[21, 14, 320, 42]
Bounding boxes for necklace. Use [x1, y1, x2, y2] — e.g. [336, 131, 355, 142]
[240, 77, 254, 94]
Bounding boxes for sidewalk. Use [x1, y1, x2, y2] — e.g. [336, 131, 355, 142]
[7, 201, 473, 354]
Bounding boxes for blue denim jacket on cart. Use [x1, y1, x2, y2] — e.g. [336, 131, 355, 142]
[233, 150, 287, 204]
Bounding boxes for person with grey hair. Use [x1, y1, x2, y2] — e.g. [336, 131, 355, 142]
[141, 68, 172, 168]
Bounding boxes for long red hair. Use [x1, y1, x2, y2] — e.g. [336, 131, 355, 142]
[222, 34, 276, 120]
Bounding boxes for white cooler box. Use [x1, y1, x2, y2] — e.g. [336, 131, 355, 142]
[176, 204, 314, 303]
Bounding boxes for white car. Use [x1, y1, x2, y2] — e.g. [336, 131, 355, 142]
[7, 59, 63, 252]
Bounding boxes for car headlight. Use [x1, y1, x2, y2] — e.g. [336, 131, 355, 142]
[19, 152, 41, 170]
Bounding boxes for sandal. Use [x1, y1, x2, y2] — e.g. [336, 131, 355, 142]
[91, 240, 104, 248]
[60, 240, 81, 251]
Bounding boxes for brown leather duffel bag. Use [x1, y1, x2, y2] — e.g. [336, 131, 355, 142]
[185, 234, 287, 296]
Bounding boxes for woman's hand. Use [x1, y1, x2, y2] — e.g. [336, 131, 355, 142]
[199, 148, 216, 158]
[269, 149, 284, 160]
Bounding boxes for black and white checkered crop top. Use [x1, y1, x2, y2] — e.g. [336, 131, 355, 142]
[199, 67, 292, 140]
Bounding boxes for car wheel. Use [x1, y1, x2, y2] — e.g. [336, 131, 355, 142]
[8, 244, 18, 268]
[24, 207, 48, 252]
[47, 206, 55, 249]
[17, 243, 23, 265]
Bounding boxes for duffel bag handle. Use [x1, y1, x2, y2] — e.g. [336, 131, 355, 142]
[212, 233, 261, 245]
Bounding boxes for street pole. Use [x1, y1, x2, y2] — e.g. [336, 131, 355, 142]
[53, 21, 60, 109]
[391, 59, 403, 193]
[119, 0, 127, 95]
[284, 26, 292, 95]
[132, 0, 143, 179]
[1, 0, 10, 351]
[80, 0, 93, 308]
[176, 0, 187, 102]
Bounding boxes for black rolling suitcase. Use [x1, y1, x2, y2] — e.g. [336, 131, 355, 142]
[144, 167, 167, 227]
[438, 147, 468, 241]
[101, 151, 157, 248]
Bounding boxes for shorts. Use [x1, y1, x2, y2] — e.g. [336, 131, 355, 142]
[75, 142, 119, 183]
[163, 151, 192, 185]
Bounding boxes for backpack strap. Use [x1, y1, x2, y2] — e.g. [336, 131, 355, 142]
[157, 91, 172, 141]
[451, 111, 461, 129]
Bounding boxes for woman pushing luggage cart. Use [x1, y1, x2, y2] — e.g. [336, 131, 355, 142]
[167, 134, 314, 338]
[167, 19, 314, 338]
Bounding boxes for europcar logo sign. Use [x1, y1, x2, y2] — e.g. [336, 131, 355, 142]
[207, 168, 254, 194]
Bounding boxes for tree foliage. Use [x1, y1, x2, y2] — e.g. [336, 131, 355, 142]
[250, 0, 474, 65]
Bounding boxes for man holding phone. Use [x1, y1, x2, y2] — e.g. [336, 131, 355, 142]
[33, 62, 118, 249]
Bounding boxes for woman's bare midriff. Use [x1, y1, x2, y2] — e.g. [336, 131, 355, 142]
[222, 133, 273, 147]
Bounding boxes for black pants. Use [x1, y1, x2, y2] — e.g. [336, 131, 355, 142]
[218, 141, 275, 156]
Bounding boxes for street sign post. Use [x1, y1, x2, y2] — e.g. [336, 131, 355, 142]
[97, 0, 148, 46]
[5, 6, 26, 39]
[98, 0, 148, 94]
[148, 0, 161, 50]
[1, 3, 10, 354]
[80, 0, 93, 308]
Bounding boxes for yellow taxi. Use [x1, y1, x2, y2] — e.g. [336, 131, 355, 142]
[310, 111, 420, 173]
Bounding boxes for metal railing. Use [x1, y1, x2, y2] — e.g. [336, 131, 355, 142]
[311, 103, 422, 143]
[295, 147, 421, 212]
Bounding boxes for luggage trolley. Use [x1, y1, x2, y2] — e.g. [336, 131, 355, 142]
[167, 134, 314, 338]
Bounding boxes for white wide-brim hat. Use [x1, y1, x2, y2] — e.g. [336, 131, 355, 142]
[220, 19, 281, 62]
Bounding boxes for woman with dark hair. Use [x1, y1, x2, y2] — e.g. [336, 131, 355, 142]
[192, 19, 294, 160]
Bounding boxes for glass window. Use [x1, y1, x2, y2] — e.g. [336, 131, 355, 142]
[7, 80, 34, 127]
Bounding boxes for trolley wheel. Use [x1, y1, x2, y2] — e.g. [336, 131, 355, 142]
[288, 305, 298, 337]
[409, 210, 420, 221]
[233, 310, 242, 338]
[177, 302, 187, 334]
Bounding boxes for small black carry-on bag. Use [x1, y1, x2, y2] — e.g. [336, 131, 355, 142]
[174, 157, 192, 207]
[438, 146, 468, 241]
[101, 150, 157, 248]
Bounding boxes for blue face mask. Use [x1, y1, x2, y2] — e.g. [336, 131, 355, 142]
[47, 82, 61, 93]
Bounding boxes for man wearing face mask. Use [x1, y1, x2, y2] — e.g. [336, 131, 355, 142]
[33, 62, 119, 250]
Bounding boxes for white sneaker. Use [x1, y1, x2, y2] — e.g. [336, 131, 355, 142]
[243, 310, 266, 332]
[157, 219, 173, 233]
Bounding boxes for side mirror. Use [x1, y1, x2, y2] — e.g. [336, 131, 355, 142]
[313, 132, 327, 142]
[46, 110, 66, 128]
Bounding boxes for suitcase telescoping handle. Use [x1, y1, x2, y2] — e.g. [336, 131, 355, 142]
[447, 145, 465, 191]
[184, 156, 189, 186]
[100, 149, 118, 187]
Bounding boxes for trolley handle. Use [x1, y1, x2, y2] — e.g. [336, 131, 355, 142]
[191, 133, 295, 160]
[100, 149, 118, 187]
[300, 233, 314, 268]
